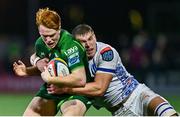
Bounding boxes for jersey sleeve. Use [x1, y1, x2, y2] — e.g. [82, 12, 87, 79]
[96, 46, 118, 75]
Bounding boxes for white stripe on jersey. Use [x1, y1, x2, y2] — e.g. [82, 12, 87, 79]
[89, 42, 139, 108]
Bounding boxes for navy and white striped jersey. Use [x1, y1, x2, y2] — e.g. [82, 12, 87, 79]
[89, 42, 139, 109]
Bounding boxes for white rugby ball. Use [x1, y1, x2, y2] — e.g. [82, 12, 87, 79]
[47, 58, 70, 77]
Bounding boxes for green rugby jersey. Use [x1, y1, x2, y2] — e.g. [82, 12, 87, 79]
[35, 29, 92, 82]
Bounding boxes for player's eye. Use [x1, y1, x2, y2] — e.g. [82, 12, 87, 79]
[88, 36, 93, 41]
[49, 34, 55, 38]
[88, 33, 94, 41]
[80, 41, 86, 47]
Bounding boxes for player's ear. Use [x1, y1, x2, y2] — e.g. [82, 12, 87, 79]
[57, 29, 60, 34]
[58, 26, 61, 33]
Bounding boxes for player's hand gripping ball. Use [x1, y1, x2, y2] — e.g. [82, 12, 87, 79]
[47, 58, 70, 77]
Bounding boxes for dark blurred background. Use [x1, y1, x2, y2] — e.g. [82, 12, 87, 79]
[0, 0, 180, 94]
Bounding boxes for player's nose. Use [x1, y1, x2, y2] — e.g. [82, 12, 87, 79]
[46, 37, 52, 42]
[85, 42, 90, 48]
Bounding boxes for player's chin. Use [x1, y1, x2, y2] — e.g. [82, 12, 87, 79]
[87, 54, 94, 60]
[49, 45, 55, 48]
[47, 43, 56, 48]
[47, 91, 52, 94]
[87, 50, 95, 57]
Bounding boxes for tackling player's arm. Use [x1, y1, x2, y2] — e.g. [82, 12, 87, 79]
[68, 73, 112, 96]
[47, 73, 112, 96]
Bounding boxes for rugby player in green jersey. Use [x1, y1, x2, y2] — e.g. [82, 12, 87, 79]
[13, 8, 92, 116]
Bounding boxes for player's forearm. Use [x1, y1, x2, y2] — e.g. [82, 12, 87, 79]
[26, 66, 41, 76]
[68, 82, 104, 97]
[47, 74, 86, 88]
[72, 73, 112, 97]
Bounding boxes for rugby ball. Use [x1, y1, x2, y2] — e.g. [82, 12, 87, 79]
[47, 58, 70, 77]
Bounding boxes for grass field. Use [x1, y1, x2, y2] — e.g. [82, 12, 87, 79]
[0, 93, 179, 116]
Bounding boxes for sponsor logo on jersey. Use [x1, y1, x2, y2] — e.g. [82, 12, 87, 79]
[100, 47, 114, 61]
[40, 52, 45, 57]
[64, 46, 78, 56]
[68, 52, 80, 67]
[64, 46, 80, 67]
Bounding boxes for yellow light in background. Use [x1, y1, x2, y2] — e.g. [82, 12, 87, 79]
[69, 5, 84, 24]
[129, 9, 143, 30]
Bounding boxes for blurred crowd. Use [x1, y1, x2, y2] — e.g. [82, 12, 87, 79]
[97, 30, 180, 85]
[115, 30, 169, 83]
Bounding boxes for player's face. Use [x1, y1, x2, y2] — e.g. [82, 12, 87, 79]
[75, 32, 96, 59]
[38, 25, 60, 48]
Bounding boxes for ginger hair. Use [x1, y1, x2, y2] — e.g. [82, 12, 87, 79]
[36, 7, 61, 30]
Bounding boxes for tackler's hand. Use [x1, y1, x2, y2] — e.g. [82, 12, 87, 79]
[47, 84, 68, 94]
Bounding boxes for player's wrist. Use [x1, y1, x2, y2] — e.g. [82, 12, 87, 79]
[30, 54, 41, 66]
[33, 57, 41, 66]
[22, 68, 30, 76]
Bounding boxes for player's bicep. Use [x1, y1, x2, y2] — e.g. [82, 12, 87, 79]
[94, 73, 113, 94]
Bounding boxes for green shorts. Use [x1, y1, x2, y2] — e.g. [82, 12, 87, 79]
[36, 83, 92, 112]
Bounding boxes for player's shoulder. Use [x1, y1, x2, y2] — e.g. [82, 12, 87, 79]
[60, 29, 73, 41]
[96, 42, 116, 61]
[35, 36, 45, 46]
[60, 30, 85, 53]
[61, 29, 82, 46]
[97, 41, 113, 48]
[97, 42, 115, 53]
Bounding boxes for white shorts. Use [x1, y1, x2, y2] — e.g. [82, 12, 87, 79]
[113, 84, 160, 116]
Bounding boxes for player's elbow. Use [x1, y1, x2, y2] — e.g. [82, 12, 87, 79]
[93, 85, 106, 96]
